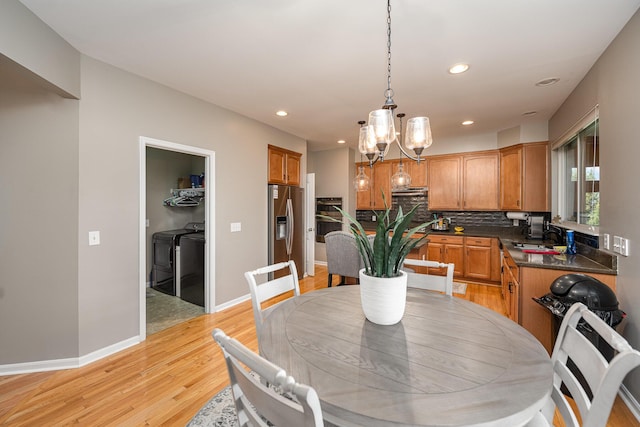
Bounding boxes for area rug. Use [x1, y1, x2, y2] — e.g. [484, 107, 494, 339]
[453, 282, 467, 295]
[186, 386, 238, 427]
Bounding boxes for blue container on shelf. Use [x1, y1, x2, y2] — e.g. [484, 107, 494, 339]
[566, 230, 577, 255]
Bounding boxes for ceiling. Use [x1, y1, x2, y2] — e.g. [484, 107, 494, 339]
[18, 0, 640, 152]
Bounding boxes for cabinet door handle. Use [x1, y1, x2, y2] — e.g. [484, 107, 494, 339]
[508, 282, 513, 293]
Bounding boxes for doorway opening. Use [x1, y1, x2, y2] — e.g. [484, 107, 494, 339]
[139, 136, 216, 339]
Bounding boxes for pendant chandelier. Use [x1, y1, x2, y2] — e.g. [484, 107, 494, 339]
[358, 0, 433, 167]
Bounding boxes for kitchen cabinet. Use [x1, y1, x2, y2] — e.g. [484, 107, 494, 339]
[426, 235, 464, 277]
[501, 249, 520, 322]
[392, 159, 427, 188]
[463, 152, 499, 210]
[427, 151, 499, 210]
[427, 156, 461, 210]
[268, 145, 302, 186]
[406, 240, 429, 274]
[464, 237, 493, 281]
[356, 161, 392, 209]
[519, 266, 616, 354]
[499, 142, 549, 211]
[428, 235, 500, 283]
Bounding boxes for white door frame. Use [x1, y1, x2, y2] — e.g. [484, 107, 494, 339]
[138, 136, 216, 340]
[306, 173, 315, 276]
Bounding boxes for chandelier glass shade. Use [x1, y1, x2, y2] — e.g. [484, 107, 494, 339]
[353, 165, 371, 191]
[357, 0, 433, 165]
[391, 161, 411, 190]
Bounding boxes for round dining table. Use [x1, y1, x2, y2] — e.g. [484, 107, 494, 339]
[259, 286, 552, 427]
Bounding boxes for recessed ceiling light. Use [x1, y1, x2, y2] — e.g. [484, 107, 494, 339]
[462, 120, 474, 126]
[522, 111, 537, 117]
[535, 77, 560, 87]
[337, 140, 346, 144]
[448, 63, 470, 74]
[276, 110, 288, 117]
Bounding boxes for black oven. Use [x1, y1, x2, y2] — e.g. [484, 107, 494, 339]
[316, 197, 343, 242]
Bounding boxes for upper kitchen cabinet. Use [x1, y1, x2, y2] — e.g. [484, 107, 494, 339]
[268, 145, 302, 186]
[428, 151, 499, 210]
[356, 161, 392, 210]
[499, 142, 549, 211]
[427, 155, 461, 210]
[462, 152, 499, 210]
[392, 158, 427, 188]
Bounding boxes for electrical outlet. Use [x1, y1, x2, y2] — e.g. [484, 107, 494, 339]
[89, 231, 100, 246]
[372, 215, 376, 222]
[603, 233, 610, 250]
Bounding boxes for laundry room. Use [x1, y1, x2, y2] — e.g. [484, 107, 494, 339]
[145, 146, 206, 335]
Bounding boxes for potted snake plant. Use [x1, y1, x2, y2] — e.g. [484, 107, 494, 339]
[323, 192, 435, 325]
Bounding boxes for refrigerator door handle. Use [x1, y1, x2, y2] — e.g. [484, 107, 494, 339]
[286, 198, 294, 256]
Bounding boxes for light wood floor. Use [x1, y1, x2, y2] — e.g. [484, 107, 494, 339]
[0, 265, 637, 426]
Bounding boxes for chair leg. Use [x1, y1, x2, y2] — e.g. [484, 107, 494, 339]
[328, 274, 333, 287]
[338, 275, 346, 286]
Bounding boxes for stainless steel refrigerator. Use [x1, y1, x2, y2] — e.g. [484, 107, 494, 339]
[268, 184, 304, 279]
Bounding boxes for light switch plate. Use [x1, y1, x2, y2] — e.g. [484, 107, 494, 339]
[620, 237, 630, 256]
[89, 231, 100, 246]
[613, 236, 622, 254]
[603, 233, 610, 250]
[230, 222, 242, 232]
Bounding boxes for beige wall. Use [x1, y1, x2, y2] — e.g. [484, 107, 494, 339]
[0, 56, 80, 363]
[77, 56, 307, 355]
[549, 8, 640, 402]
[0, 0, 307, 363]
[0, 1, 80, 98]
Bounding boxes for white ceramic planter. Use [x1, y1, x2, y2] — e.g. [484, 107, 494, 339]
[359, 269, 408, 325]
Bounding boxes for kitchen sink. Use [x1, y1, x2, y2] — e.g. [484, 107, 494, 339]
[512, 243, 554, 251]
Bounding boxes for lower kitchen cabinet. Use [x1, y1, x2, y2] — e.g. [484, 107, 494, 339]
[428, 235, 501, 283]
[426, 235, 465, 277]
[501, 250, 520, 322]
[464, 237, 493, 280]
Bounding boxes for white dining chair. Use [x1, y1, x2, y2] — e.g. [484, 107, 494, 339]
[245, 260, 300, 338]
[212, 328, 324, 427]
[402, 258, 455, 296]
[526, 302, 640, 427]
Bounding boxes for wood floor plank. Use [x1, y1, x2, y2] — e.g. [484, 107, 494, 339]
[0, 264, 636, 426]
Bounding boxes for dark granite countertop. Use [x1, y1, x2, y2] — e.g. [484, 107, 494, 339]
[380, 225, 618, 275]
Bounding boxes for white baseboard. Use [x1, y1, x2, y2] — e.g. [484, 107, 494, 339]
[0, 336, 141, 376]
[315, 261, 327, 266]
[620, 384, 640, 422]
[215, 293, 251, 312]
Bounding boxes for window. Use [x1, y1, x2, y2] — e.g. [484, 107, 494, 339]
[556, 119, 599, 226]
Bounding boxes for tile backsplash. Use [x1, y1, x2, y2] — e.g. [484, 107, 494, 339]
[356, 195, 516, 228]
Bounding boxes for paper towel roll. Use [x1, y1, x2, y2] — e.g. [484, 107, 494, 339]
[506, 212, 529, 220]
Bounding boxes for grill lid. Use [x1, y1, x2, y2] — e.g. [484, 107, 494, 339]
[549, 274, 619, 311]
